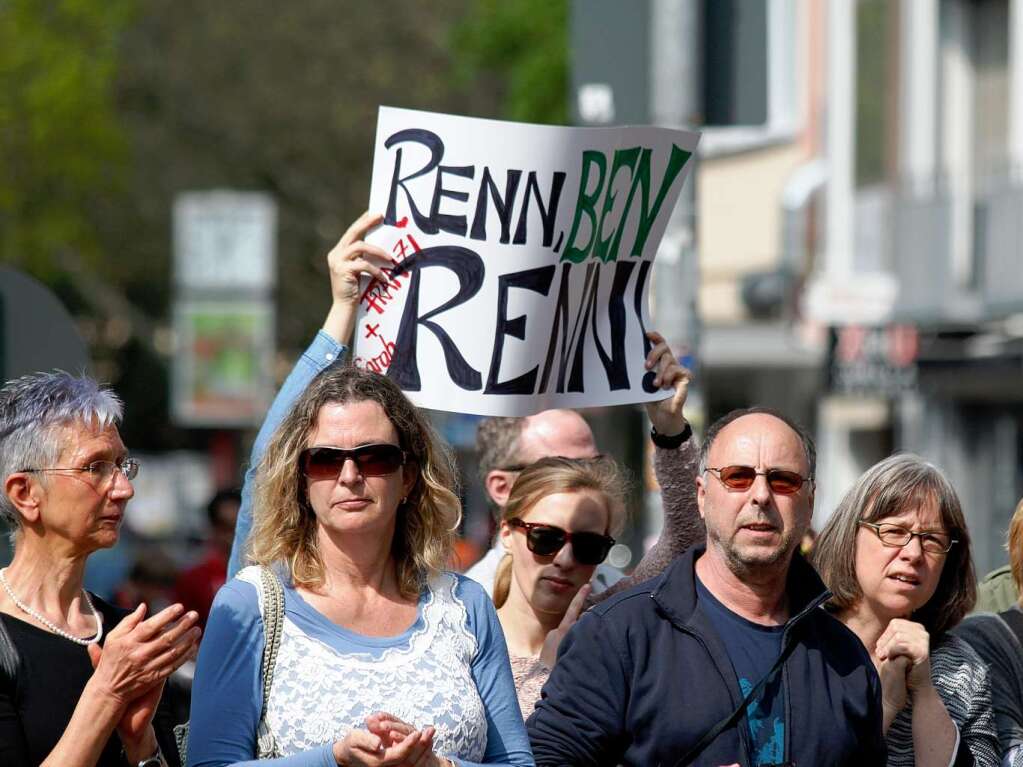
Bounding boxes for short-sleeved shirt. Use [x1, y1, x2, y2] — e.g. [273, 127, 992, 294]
[696, 577, 786, 766]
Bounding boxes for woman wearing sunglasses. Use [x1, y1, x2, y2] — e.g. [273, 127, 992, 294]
[491, 456, 626, 718]
[812, 454, 998, 767]
[187, 212, 533, 767]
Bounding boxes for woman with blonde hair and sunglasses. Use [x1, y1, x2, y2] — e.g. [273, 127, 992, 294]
[187, 213, 533, 767]
[813, 453, 998, 767]
[491, 456, 626, 718]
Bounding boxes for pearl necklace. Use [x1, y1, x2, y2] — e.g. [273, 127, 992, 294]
[0, 567, 103, 645]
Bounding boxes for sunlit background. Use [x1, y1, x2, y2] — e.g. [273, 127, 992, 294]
[3, 0, 1022, 598]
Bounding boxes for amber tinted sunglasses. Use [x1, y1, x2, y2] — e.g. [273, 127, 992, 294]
[706, 465, 812, 495]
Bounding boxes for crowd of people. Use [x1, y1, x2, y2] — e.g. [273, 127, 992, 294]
[2, 211, 1022, 766]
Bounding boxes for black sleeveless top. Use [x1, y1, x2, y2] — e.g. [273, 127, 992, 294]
[0, 595, 181, 766]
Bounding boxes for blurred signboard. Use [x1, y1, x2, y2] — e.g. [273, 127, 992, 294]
[802, 272, 899, 326]
[171, 300, 274, 427]
[827, 324, 919, 396]
[172, 191, 277, 428]
[174, 192, 277, 292]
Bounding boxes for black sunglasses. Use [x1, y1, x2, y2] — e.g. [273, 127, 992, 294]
[706, 465, 812, 495]
[508, 518, 615, 566]
[300, 444, 406, 479]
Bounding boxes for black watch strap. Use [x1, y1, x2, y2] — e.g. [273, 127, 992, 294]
[650, 420, 692, 449]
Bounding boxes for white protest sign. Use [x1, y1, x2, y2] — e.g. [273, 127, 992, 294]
[353, 107, 699, 416]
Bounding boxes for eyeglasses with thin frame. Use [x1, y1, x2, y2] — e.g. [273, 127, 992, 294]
[858, 521, 957, 555]
[23, 458, 140, 488]
[706, 465, 812, 495]
[507, 518, 615, 566]
[300, 444, 406, 480]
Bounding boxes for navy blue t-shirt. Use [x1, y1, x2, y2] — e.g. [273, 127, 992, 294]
[696, 577, 786, 766]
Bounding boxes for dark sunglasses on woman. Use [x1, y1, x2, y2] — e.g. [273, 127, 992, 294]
[508, 518, 615, 566]
[300, 444, 406, 479]
[706, 464, 812, 495]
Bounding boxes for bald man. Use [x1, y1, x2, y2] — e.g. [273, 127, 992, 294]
[528, 408, 884, 766]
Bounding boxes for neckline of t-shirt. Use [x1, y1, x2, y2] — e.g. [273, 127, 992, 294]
[695, 576, 786, 634]
[285, 580, 430, 649]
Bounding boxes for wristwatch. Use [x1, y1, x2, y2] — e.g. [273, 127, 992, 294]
[650, 420, 692, 449]
[136, 746, 163, 767]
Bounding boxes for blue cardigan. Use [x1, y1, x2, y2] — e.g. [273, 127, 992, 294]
[526, 546, 887, 767]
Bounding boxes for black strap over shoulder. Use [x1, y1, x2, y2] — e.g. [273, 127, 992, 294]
[671, 636, 798, 767]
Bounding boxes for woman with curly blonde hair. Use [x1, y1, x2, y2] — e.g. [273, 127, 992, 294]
[187, 212, 534, 767]
[246, 362, 460, 602]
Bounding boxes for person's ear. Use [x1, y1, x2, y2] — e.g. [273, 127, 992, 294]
[402, 462, 418, 499]
[696, 474, 707, 521]
[498, 520, 514, 551]
[5, 473, 42, 525]
[485, 470, 516, 508]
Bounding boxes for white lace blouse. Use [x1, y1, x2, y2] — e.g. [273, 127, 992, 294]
[186, 567, 534, 767]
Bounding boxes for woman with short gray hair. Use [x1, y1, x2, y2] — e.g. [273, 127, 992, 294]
[813, 453, 998, 767]
[0, 371, 200, 767]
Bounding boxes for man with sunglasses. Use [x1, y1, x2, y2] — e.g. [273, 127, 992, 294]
[528, 407, 886, 767]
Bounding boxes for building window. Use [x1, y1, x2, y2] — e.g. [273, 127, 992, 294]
[699, 0, 798, 156]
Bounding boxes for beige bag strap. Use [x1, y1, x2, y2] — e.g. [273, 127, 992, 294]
[255, 565, 285, 758]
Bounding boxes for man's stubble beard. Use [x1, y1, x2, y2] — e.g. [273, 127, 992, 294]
[707, 521, 802, 580]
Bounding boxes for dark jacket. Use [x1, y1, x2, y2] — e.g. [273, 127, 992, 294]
[526, 546, 886, 767]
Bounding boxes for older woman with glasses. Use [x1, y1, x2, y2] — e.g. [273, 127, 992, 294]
[186, 212, 533, 767]
[0, 372, 201, 767]
[813, 453, 999, 767]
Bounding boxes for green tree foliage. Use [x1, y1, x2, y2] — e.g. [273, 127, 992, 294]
[452, 0, 569, 125]
[2, 0, 566, 450]
[0, 0, 134, 279]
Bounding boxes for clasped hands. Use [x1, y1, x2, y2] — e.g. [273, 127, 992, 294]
[876, 618, 933, 726]
[333, 712, 454, 767]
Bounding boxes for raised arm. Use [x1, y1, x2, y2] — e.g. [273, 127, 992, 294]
[589, 331, 701, 605]
[228, 212, 393, 576]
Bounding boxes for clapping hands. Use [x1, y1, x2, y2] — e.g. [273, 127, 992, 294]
[86, 602, 200, 758]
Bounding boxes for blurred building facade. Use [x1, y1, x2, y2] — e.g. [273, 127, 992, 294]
[573, 0, 1023, 575]
[813, 0, 1023, 574]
